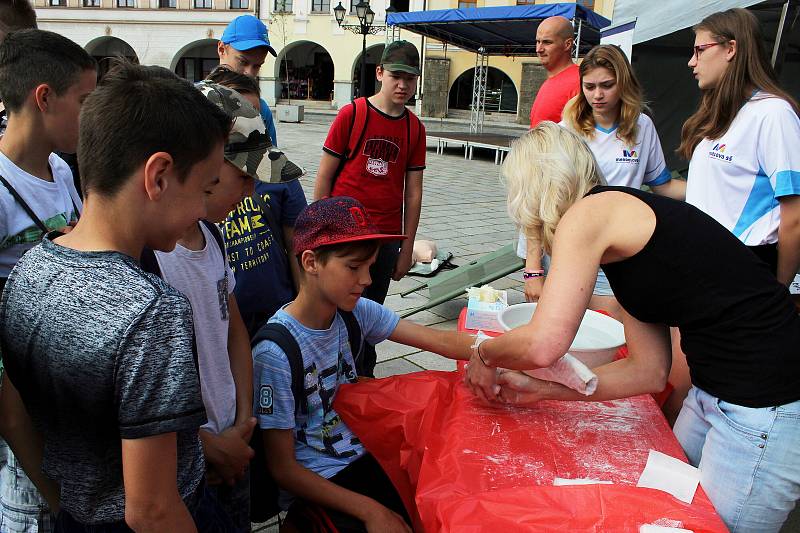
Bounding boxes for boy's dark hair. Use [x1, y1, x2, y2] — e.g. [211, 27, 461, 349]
[205, 65, 260, 96]
[0, 29, 95, 112]
[78, 61, 232, 197]
[0, 0, 37, 42]
[311, 240, 381, 266]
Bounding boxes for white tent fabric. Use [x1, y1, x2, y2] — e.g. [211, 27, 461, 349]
[612, 0, 764, 44]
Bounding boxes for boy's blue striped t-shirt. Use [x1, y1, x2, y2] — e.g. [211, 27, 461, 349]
[253, 297, 399, 486]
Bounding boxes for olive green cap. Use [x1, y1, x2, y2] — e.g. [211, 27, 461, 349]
[380, 40, 420, 76]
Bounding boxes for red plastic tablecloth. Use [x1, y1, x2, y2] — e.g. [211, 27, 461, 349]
[333, 315, 727, 532]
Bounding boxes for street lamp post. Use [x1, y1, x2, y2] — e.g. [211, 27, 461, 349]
[334, 1, 395, 98]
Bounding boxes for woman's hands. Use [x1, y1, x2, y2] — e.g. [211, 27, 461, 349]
[464, 343, 500, 403]
[495, 370, 551, 405]
[465, 360, 552, 407]
[524, 276, 544, 302]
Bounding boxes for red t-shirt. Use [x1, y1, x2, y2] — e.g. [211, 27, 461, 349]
[529, 63, 580, 128]
[324, 100, 426, 234]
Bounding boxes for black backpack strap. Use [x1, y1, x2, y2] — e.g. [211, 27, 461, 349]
[349, 97, 370, 163]
[0, 174, 48, 234]
[337, 309, 365, 376]
[200, 220, 226, 261]
[138, 247, 162, 278]
[331, 98, 370, 187]
[250, 321, 304, 522]
[69, 195, 80, 222]
[252, 322, 307, 415]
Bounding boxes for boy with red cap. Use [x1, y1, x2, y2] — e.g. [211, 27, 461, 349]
[253, 196, 473, 532]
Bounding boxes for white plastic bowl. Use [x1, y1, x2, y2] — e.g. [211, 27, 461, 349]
[497, 303, 626, 368]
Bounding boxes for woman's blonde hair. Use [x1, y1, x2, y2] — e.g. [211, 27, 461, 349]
[504, 121, 605, 255]
[562, 44, 644, 146]
[678, 8, 799, 159]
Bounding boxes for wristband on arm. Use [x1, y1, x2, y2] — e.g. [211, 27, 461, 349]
[471, 331, 492, 367]
[523, 269, 545, 280]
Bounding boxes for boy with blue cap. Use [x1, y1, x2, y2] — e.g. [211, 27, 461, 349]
[218, 14, 278, 146]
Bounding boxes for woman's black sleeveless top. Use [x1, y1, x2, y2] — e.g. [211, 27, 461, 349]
[587, 185, 800, 407]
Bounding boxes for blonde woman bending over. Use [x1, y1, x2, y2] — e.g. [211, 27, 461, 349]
[467, 122, 800, 533]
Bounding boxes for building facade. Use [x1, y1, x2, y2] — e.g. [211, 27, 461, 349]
[34, 0, 613, 119]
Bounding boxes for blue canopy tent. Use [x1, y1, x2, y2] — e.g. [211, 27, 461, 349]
[387, 4, 609, 56]
[387, 3, 610, 131]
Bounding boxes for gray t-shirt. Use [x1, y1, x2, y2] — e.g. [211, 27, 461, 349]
[0, 235, 207, 525]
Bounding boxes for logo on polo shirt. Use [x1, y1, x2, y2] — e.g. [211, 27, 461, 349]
[615, 148, 639, 164]
[709, 143, 733, 162]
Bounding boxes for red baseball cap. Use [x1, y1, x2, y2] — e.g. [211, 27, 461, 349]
[293, 196, 406, 255]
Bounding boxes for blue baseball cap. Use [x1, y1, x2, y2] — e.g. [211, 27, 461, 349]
[221, 15, 277, 56]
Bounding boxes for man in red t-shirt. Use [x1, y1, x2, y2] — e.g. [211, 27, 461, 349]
[529, 16, 579, 128]
[314, 40, 426, 375]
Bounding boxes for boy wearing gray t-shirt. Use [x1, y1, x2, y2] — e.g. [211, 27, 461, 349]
[0, 63, 232, 531]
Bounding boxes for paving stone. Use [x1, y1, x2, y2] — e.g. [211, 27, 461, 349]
[374, 358, 424, 378]
[486, 276, 524, 291]
[506, 288, 528, 305]
[457, 233, 516, 246]
[428, 298, 468, 320]
[376, 340, 422, 362]
[386, 276, 424, 296]
[383, 292, 428, 313]
[406, 351, 458, 372]
[404, 310, 451, 326]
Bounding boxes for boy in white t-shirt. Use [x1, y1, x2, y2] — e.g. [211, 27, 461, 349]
[0, 30, 95, 287]
[0, 29, 96, 533]
[154, 81, 280, 531]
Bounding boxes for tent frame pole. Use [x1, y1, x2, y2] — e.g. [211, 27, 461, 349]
[470, 47, 488, 133]
[573, 18, 583, 61]
[771, 0, 795, 75]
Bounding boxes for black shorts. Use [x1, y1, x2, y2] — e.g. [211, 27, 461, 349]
[285, 453, 410, 533]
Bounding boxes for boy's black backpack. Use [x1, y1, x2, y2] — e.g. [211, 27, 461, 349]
[248, 310, 364, 523]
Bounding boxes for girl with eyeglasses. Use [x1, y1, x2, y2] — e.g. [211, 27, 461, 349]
[666, 6, 800, 452]
[681, 8, 800, 283]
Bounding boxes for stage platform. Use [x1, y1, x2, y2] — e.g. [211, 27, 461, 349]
[427, 131, 521, 164]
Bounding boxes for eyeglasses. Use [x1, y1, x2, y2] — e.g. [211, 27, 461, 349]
[692, 42, 723, 59]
